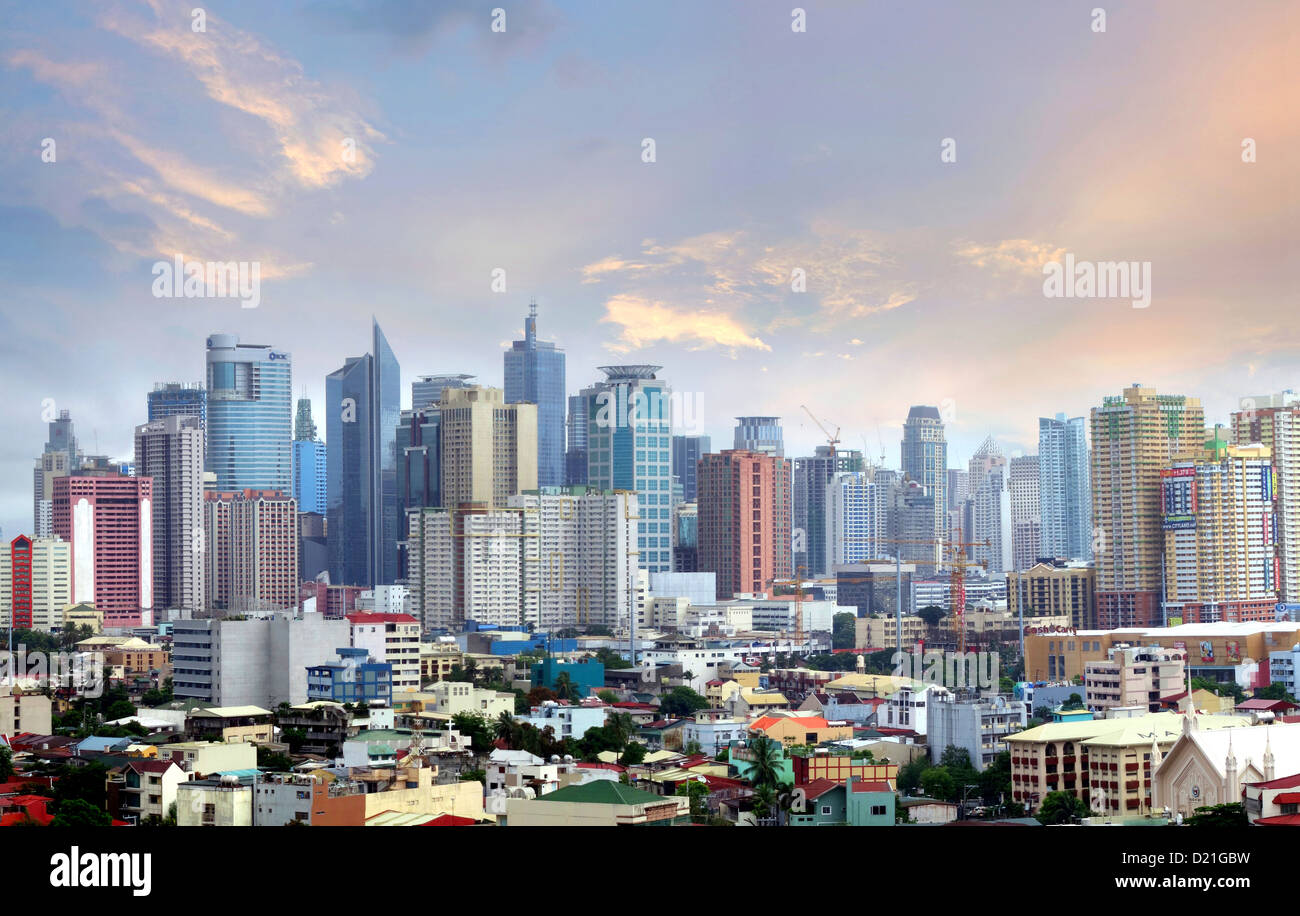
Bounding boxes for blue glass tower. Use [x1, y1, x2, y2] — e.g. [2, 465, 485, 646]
[671, 435, 711, 502]
[326, 320, 400, 588]
[584, 365, 673, 573]
[504, 301, 565, 488]
[205, 334, 292, 493]
[1039, 413, 1092, 561]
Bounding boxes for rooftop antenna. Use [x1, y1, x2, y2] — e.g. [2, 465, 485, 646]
[529, 296, 538, 318]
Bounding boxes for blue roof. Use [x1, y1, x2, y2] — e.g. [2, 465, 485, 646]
[77, 736, 131, 752]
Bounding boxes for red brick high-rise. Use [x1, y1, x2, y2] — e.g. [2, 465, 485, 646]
[53, 473, 154, 627]
[697, 450, 792, 600]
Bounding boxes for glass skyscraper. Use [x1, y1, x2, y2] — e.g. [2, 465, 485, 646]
[1038, 413, 1092, 561]
[733, 417, 783, 456]
[293, 399, 326, 516]
[411, 373, 475, 411]
[583, 365, 672, 572]
[205, 334, 292, 493]
[901, 405, 947, 566]
[326, 320, 400, 588]
[149, 382, 207, 437]
[566, 394, 589, 486]
[671, 434, 711, 502]
[504, 302, 565, 488]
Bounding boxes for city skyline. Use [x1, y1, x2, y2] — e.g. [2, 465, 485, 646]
[1, 0, 1296, 539]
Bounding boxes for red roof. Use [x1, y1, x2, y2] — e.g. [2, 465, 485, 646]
[1248, 772, 1300, 790]
[801, 778, 841, 801]
[612, 702, 658, 710]
[1272, 792, 1300, 805]
[345, 612, 419, 625]
[1236, 698, 1298, 711]
[851, 780, 892, 793]
[575, 762, 626, 772]
[424, 813, 476, 826]
[0, 795, 53, 826]
[1254, 813, 1300, 826]
[751, 715, 830, 733]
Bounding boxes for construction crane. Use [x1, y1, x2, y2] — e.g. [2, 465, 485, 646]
[801, 405, 840, 459]
[767, 565, 809, 650]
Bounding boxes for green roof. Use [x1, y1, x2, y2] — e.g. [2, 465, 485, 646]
[538, 780, 668, 807]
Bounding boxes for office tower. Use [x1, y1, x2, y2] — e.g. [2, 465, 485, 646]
[205, 333, 293, 492]
[504, 302, 565, 488]
[1009, 455, 1041, 571]
[172, 614, 350, 707]
[889, 478, 937, 574]
[583, 365, 674, 573]
[825, 471, 891, 570]
[1, 535, 71, 630]
[1161, 439, 1278, 624]
[972, 465, 1014, 576]
[325, 320, 400, 589]
[135, 416, 205, 614]
[1091, 385, 1205, 628]
[397, 407, 441, 510]
[672, 434, 712, 502]
[792, 447, 865, 576]
[412, 373, 475, 412]
[697, 450, 792, 600]
[148, 382, 207, 437]
[32, 449, 70, 538]
[1232, 391, 1300, 603]
[1008, 559, 1097, 630]
[45, 410, 78, 469]
[294, 397, 316, 441]
[299, 512, 327, 582]
[672, 502, 699, 573]
[901, 406, 947, 565]
[565, 394, 589, 486]
[291, 399, 327, 516]
[1039, 413, 1092, 562]
[406, 489, 637, 631]
[438, 386, 537, 508]
[734, 416, 783, 456]
[204, 489, 300, 614]
[53, 473, 153, 626]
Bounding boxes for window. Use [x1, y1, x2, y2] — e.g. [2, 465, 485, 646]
[871, 805, 887, 816]
[821, 805, 832, 815]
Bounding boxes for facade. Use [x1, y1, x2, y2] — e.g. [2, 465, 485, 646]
[205, 333, 292, 493]
[33, 411, 79, 537]
[926, 692, 1028, 771]
[396, 407, 440, 511]
[697, 450, 792, 600]
[1091, 385, 1205, 628]
[292, 399, 327, 516]
[347, 611, 421, 692]
[838, 563, 915, 621]
[825, 471, 891, 570]
[671, 434, 711, 502]
[504, 302, 566, 488]
[565, 393, 589, 487]
[1152, 721, 1300, 818]
[306, 647, 393, 704]
[1009, 455, 1040, 571]
[1161, 441, 1279, 624]
[792, 446, 865, 577]
[900, 406, 947, 564]
[171, 614, 350, 706]
[582, 365, 674, 573]
[733, 416, 783, 456]
[326, 320, 401, 588]
[1007, 560, 1096, 630]
[1039, 413, 1092, 561]
[204, 489, 299, 614]
[53, 473, 153, 625]
[889, 478, 937, 575]
[411, 372, 475, 411]
[438, 386, 538, 508]
[135, 415, 205, 614]
[1232, 391, 1300, 602]
[0, 686, 53, 737]
[969, 442, 1013, 577]
[0, 535, 70, 630]
[671, 501, 698, 573]
[148, 382, 207, 438]
[1084, 645, 1186, 712]
[516, 700, 607, 742]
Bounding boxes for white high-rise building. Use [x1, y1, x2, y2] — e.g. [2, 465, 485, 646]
[1039, 414, 1092, 562]
[825, 471, 891, 569]
[407, 488, 639, 632]
[1233, 392, 1300, 603]
[347, 611, 421, 692]
[135, 416, 206, 614]
[0, 536, 71, 631]
[1009, 454, 1040, 571]
[972, 465, 1013, 577]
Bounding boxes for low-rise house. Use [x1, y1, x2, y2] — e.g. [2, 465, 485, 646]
[253, 772, 365, 826]
[790, 747, 899, 789]
[486, 749, 561, 797]
[749, 714, 853, 748]
[278, 702, 355, 756]
[1153, 721, 1300, 818]
[0, 687, 53, 739]
[186, 706, 275, 744]
[75, 735, 132, 757]
[160, 740, 257, 777]
[106, 758, 187, 822]
[1245, 772, 1300, 824]
[402, 681, 514, 719]
[517, 700, 607, 742]
[306, 647, 393, 705]
[504, 779, 691, 826]
[799, 691, 877, 725]
[638, 718, 689, 751]
[726, 689, 792, 718]
[176, 771, 256, 826]
[682, 709, 749, 755]
[900, 796, 958, 824]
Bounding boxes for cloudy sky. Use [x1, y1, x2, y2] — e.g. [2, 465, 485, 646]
[1, 0, 1296, 537]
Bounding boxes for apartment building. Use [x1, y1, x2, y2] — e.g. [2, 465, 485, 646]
[1084, 645, 1186, 712]
[348, 612, 421, 693]
[1008, 560, 1096, 630]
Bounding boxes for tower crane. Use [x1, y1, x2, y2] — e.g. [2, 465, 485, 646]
[801, 405, 840, 459]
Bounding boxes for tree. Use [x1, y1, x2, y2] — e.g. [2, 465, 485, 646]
[618, 743, 647, 767]
[676, 779, 710, 821]
[105, 699, 136, 721]
[1254, 683, 1297, 703]
[51, 761, 108, 812]
[658, 686, 708, 718]
[897, 757, 932, 795]
[0, 745, 13, 782]
[459, 769, 487, 784]
[50, 797, 112, 827]
[745, 735, 784, 790]
[451, 712, 495, 753]
[832, 613, 857, 650]
[257, 747, 293, 772]
[917, 604, 945, 630]
[683, 739, 703, 756]
[1187, 803, 1247, 827]
[1063, 693, 1085, 710]
[554, 672, 582, 703]
[920, 767, 956, 801]
[594, 648, 632, 670]
[979, 751, 1012, 804]
[596, 689, 619, 704]
[525, 687, 559, 707]
[1035, 790, 1089, 825]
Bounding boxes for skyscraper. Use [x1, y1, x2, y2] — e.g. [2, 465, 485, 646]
[825, 470, 891, 570]
[148, 382, 207, 438]
[135, 416, 205, 614]
[205, 333, 293, 493]
[33, 410, 79, 536]
[411, 373, 475, 412]
[1009, 454, 1041, 571]
[292, 399, 327, 516]
[325, 320, 400, 589]
[1232, 391, 1300, 603]
[901, 406, 947, 566]
[1091, 385, 1205, 628]
[438, 386, 537, 508]
[697, 450, 791, 600]
[733, 417, 783, 456]
[565, 394, 589, 487]
[504, 302, 565, 488]
[1038, 413, 1092, 562]
[671, 434, 711, 502]
[792, 447, 864, 576]
[583, 365, 674, 573]
[53, 472, 153, 626]
[397, 407, 441, 510]
[0, 535, 71, 631]
[204, 489, 300, 614]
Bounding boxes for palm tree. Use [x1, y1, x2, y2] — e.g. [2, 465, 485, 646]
[746, 735, 783, 790]
[751, 783, 777, 824]
[554, 672, 581, 703]
[776, 781, 799, 826]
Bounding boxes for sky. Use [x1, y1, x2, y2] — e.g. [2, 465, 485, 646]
[0, 0, 1296, 537]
